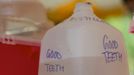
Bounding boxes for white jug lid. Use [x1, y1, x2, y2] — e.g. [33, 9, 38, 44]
[74, 2, 93, 13]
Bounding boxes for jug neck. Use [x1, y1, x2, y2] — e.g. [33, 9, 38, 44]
[74, 2, 94, 15]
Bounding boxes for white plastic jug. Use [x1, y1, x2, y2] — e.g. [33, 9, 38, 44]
[39, 2, 129, 75]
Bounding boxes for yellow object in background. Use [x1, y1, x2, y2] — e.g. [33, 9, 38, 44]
[46, 0, 84, 24]
[94, 6, 125, 19]
[40, 0, 126, 24]
[92, 0, 126, 19]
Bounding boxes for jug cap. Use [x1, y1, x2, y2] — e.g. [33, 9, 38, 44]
[74, 2, 93, 13]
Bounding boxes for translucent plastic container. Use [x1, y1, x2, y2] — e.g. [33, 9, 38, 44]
[0, 34, 40, 75]
[0, 0, 53, 39]
[39, 2, 129, 75]
[0, 0, 54, 75]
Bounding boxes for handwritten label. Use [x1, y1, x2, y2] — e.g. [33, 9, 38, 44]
[45, 49, 64, 72]
[46, 49, 62, 60]
[102, 34, 122, 63]
[45, 64, 64, 72]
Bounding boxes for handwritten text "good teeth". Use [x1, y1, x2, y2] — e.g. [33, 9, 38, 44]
[45, 49, 64, 72]
[102, 35, 122, 63]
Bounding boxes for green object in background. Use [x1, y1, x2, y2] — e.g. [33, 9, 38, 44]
[105, 14, 134, 74]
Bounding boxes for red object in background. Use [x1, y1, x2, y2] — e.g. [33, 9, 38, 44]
[130, 16, 134, 33]
[0, 35, 40, 75]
